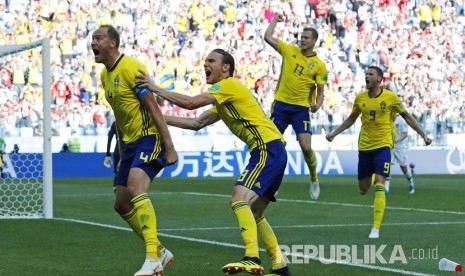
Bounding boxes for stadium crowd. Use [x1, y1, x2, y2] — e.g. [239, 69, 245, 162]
[0, 0, 464, 145]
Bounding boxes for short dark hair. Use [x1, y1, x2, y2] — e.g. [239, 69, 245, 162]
[303, 27, 319, 40]
[368, 66, 383, 78]
[100, 24, 120, 48]
[212, 48, 235, 77]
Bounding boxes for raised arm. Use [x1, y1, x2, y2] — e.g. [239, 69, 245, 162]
[264, 14, 285, 51]
[399, 111, 432, 146]
[165, 110, 220, 130]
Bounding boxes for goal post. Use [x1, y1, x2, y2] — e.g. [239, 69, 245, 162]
[0, 39, 53, 219]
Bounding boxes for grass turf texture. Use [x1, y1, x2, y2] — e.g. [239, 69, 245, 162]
[0, 175, 463, 275]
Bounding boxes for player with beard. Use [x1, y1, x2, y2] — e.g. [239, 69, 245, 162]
[326, 66, 432, 238]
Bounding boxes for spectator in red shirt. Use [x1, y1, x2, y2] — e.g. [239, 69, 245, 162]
[51, 76, 71, 107]
[315, 0, 329, 26]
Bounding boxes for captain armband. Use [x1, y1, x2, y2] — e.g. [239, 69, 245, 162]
[134, 84, 151, 99]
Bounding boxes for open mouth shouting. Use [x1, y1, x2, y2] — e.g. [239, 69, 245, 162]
[92, 48, 101, 61]
[205, 69, 212, 83]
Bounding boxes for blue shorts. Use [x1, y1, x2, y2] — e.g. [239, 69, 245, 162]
[358, 147, 391, 180]
[270, 100, 312, 135]
[236, 139, 287, 202]
[115, 135, 166, 186]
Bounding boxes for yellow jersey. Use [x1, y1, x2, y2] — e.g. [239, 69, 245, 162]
[275, 40, 328, 107]
[353, 88, 406, 151]
[207, 78, 284, 151]
[101, 54, 159, 144]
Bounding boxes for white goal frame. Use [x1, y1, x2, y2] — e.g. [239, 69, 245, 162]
[0, 39, 53, 218]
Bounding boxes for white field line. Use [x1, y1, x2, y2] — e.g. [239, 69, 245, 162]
[56, 217, 436, 276]
[158, 221, 465, 232]
[56, 191, 465, 216]
[182, 191, 465, 216]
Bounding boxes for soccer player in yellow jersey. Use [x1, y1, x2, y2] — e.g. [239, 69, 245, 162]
[91, 25, 178, 276]
[326, 66, 432, 238]
[264, 14, 328, 201]
[136, 49, 291, 276]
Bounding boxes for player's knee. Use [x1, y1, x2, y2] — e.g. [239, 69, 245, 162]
[358, 183, 371, 195]
[250, 205, 264, 220]
[114, 201, 126, 215]
[114, 197, 134, 215]
[229, 198, 235, 207]
[126, 185, 137, 197]
[301, 146, 313, 157]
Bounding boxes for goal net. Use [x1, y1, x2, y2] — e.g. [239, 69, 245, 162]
[0, 39, 53, 218]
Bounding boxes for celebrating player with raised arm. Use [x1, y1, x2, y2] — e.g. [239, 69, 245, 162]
[264, 14, 328, 200]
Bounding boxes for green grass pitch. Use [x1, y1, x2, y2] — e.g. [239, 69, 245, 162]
[1, 175, 463, 275]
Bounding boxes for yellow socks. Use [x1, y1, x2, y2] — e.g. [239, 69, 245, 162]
[231, 201, 258, 258]
[131, 193, 160, 259]
[373, 183, 386, 229]
[122, 207, 143, 238]
[256, 217, 286, 270]
[305, 150, 318, 182]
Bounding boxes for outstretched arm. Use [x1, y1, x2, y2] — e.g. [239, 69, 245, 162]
[399, 111, 432, 145]
[136, 71, 215, 109]
[326, 111, 360, 141]
[165, 110, 220, 130]
[264, 14, 285, 51]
